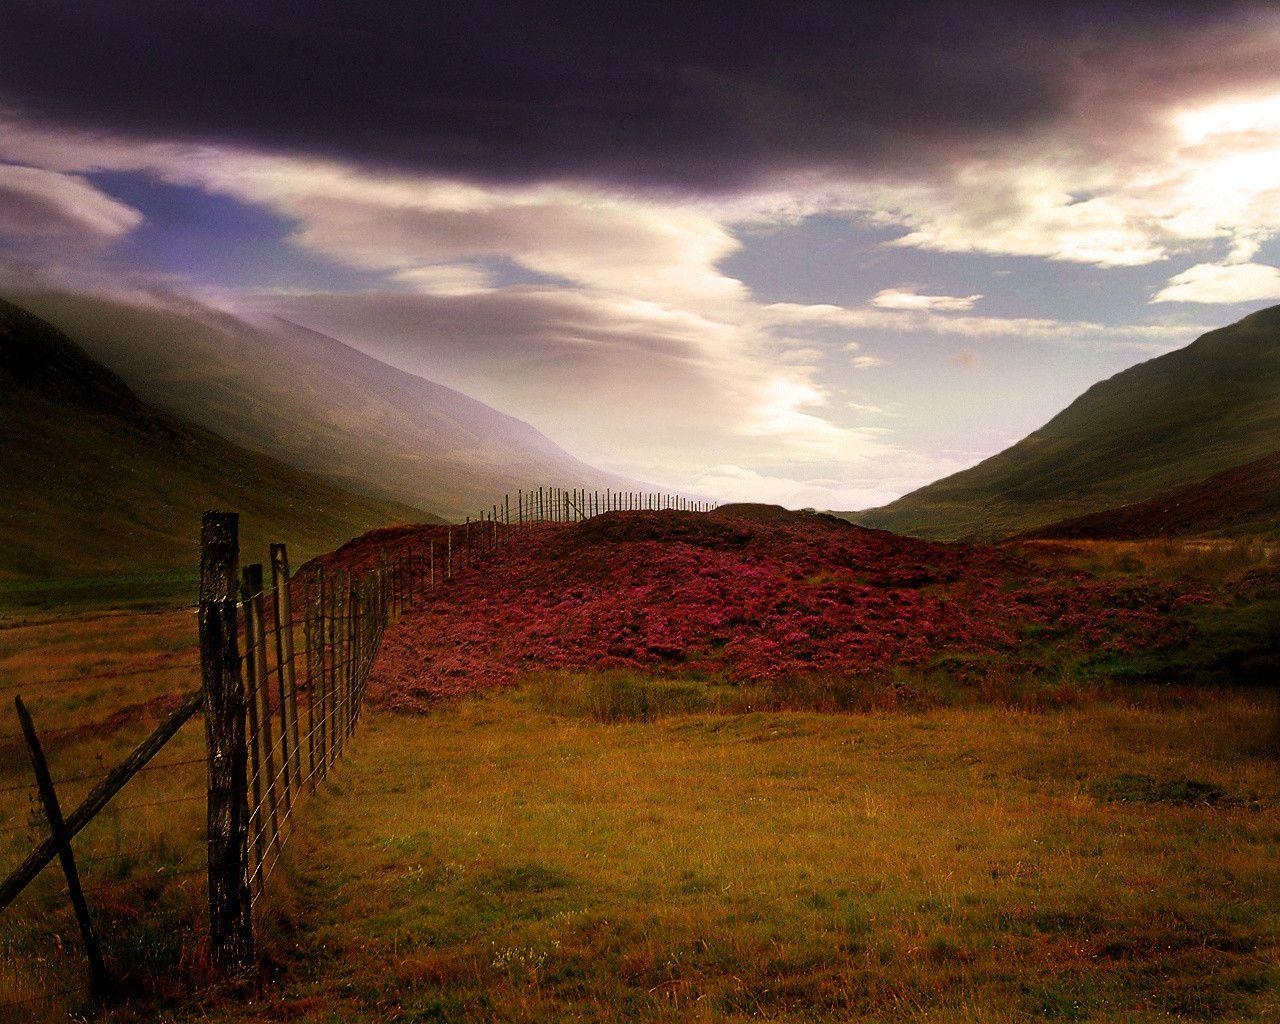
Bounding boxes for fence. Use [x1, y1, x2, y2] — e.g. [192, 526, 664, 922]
[0, 487, 715, 1011]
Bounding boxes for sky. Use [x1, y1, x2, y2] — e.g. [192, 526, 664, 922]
[2, 2, 1280, 508]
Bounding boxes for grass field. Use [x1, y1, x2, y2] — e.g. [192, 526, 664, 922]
[0, 602, 209, 1020]
[1, 534, 1278, 1022]
[198, 680, 1279, 1024]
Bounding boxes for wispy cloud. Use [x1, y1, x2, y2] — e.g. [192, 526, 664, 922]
[851, 354, 888, 370]
[764, 301, 1205, 347]
[871, 287, 982, 311]
[1152, 261, 1280, 303]
[0, 162, 141, 245]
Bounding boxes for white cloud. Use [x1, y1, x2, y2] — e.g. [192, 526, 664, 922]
[1151, 261, 1280, 304]
[765, 301, 1203, 347]
[871, 287, 982, 311]
[0, 82, 1267, 508]
[679, 451, 974, 512]
[877, 166, 1170, 267]
[0, 162, 141, 243]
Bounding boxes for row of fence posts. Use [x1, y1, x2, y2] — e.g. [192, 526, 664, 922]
[201, 513, 412, 969]
[205, 491, 717, 969]
[1, 488, 719, 994]
[487, 486, 714, 527]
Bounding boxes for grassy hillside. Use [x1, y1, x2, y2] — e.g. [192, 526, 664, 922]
[852, 305, 1280, 540]
[0, 299, 435, 606]
[1029, 451, 1280, 541]
[9, 290, 636, 521]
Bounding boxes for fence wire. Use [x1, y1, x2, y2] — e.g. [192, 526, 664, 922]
[0, 488, 717, 1015]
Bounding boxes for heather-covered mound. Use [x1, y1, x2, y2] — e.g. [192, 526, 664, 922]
[342, 506, 1195, 711]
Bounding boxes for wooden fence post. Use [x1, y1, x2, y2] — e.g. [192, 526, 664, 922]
[14, 696, 110, 997]
[329, 573, 345, 763]
[270, 544, 303, 799]
[314, 566, 328, 781]
[243, 564, 281, 865]
[350, 575, 360, 730]
[303, 580, 317, 794]
[0, 690, 205, 913]
[325, 570, 338, 771]
[199, 510, 253, 973]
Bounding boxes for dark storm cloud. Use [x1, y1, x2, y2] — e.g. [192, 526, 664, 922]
[0, 1, 1266, 190]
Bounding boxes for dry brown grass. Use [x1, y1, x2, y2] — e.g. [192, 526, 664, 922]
[0, 604, 209, 1020]
[174, 679, 1280, 1024]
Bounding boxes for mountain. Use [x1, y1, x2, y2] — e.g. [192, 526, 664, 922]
[0, 298, 433, 597]
[851, 305, 1280, 540]
[7, 290, 635, 521]
[1027, 451, 1280, 541]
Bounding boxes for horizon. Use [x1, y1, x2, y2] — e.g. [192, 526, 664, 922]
[3, 2, 1280, 509]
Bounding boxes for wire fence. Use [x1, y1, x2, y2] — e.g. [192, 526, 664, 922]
[0, 486, 716, 1017]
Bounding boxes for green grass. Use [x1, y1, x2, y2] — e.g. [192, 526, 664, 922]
[1016, 539, 1280, 686]
[849, 305, 1280, 540]
[0, 297, 437, 595]
[0, 568, 199, 615]
[165, 679, 1280, 1024]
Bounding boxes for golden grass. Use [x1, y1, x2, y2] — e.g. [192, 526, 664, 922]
[1, 570, 1277, 1022]
[183, 679, 1280, 1024]
[0, 603, 209, 1021]
[1016, 537, 1279, 582]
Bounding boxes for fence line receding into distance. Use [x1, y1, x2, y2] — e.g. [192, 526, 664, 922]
[0, 487, 715, 1010]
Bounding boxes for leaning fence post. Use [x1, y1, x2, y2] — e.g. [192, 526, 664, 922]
[14, 696, 110, 997]
[199, 510, 254, 973]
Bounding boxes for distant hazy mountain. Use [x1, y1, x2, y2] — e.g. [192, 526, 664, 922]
[8, 290, 634, 521]
[1027, 451, 1280, 541]
[0, 298, 432, 590]
[848, 305, 1280, 540]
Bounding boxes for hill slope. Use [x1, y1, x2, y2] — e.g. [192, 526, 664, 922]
[303, 506, 1193, 709]
[0, 299, 433, 593]
[8, 290, 635, 520]
[1028, 451, 1280, 541]
[853, 305, 1280, 540]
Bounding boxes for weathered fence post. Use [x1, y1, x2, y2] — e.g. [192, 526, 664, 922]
[243, 564, 281, 865]
[199, 510, 254, 972]
[14, 696, 110, 997]
[303, 580, 318, 794]
[270, 544, 303, 800]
